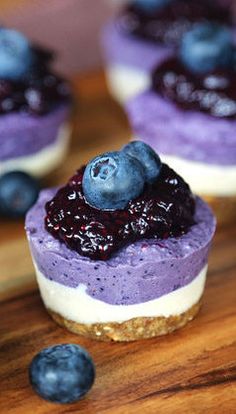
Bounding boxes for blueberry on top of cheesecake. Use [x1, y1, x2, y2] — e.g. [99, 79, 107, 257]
[118, 0, 232, 47]
[0, 28, 70, 116]
[45, 142, 195, 261]
[152, 22, 236, 118]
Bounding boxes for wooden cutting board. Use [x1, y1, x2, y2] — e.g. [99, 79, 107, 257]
[0, 72, 236, 414]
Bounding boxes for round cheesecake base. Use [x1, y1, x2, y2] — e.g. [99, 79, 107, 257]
[47, 300, 201, 342]
[203, 195, 236, 227]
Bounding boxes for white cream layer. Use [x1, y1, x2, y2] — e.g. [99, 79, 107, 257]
[160, 154, 236, 196]
[34, 262, 207, 324]
[0, 124, 70, 178]
[105, 64, 150, 103]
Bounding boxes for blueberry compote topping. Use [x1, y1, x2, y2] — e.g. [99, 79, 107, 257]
[45, 164, 195, 261]
[152, 58, 236, 118]
[118, 0, 231, 46]
[0, 46, 70, 115]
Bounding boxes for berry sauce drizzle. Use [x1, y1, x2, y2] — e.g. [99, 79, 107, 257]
[0, 46, 70, 116]
[118, 0, 231, 46]
[152, 58, 236, 118]
[45, 164, 195, 261]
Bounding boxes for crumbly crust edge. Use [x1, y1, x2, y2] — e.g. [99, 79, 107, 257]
[47, 299, 201, 342]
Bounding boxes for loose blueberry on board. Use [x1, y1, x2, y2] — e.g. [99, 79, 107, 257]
[29, 344, 95, 404]
[82, 151, 145, 210]
[122, 141, 162, 184]
[180, 22, 234, 74]
[134, 0, 173, 12]
[0, 28, 34, 81]
[0, 171, 39, 218]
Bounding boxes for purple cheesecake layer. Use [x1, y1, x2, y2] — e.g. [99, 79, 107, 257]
[26, 188, 216, 306]
[127, 91, 236, 166]
[0, 103, 70, 161]
[102, 20, 173, 72]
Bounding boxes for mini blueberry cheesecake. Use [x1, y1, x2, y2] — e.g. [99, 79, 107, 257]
[0, 28, 71, 178]
[102, 0, 232, 103]
[26, 142, 216, 341]
[127, 23, 236, 225]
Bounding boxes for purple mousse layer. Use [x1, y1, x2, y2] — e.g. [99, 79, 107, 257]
[127, 91, 236, 166]
[101, 20, 173, 72]
[0, 103, 70, 161]
[26, 188, 216, 306]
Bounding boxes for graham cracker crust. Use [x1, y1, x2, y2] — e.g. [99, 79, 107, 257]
[203, 194, 236, 226]
[47, 300, 201, 342]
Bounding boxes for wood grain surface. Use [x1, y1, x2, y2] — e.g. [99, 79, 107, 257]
[0, 72, 236, 414]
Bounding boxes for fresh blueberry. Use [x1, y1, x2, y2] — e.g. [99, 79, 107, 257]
[122, 141, 162, 184]
[0, 171, 39, 218]
[0, 28, 34, 81]
[82, 151, 145, 210]
[29, 344, 95, 404]
[180, 22, 234, 74]
[134, 0, 173, 12]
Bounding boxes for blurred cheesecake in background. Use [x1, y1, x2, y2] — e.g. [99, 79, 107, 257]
[0, 28, 71, 178]
[126, 22, 236, 225]
[102, 0, 234, 103]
